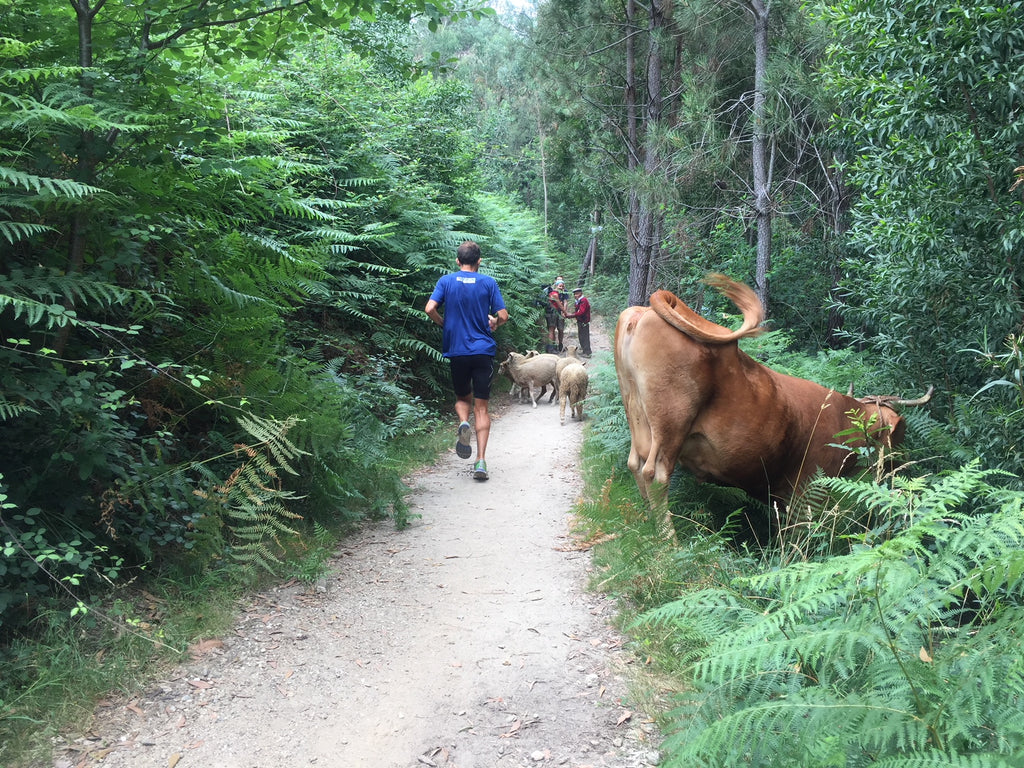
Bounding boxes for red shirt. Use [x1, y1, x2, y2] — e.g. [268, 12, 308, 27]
[548, 289, 564, 314]
[570, 295, 591, 322]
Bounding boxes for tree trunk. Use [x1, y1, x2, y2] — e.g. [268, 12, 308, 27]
[640, 0, 668, 302]
[625, 0, 670, 307]
[58, 0, 103, 355]
[625, 0, 648, 307]
[580, 209, 600, 279]
[749, 0, 771, 310]
[536, 109, 549, 239]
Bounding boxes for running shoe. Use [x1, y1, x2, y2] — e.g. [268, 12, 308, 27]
[473, 460, 488, 481]
[455, 421, 472, 459]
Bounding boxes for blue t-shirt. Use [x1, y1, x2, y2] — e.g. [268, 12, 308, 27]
[429, 270, 506, 358]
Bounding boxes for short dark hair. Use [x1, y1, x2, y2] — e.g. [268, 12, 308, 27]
[457, 240, 481, 264]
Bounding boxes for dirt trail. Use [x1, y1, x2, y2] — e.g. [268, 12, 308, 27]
[53, 322, 661, 768]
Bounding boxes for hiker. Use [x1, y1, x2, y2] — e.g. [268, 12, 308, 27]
[545, 277, 567, 352]
[565, 286, 592, 356]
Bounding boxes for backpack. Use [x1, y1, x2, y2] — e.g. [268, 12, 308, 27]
[535, 284, 552, 309]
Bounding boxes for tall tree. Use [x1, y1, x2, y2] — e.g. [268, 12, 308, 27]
[531, 0, 842, 330]
[748, 0, 771, 306]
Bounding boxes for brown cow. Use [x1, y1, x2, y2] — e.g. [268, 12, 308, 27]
[614, 274, 930, 534]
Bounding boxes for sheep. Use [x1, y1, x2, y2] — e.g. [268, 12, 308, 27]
[504, 349, 545, 398]
[499, 351, 559, 408]
[558, 362, 589, 424]
[554, 346, 581, 387]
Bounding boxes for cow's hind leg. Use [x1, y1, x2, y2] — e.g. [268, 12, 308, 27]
[642, 433, 686, 541]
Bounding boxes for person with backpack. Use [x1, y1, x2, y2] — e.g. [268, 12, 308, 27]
[545, 277, 567, 352]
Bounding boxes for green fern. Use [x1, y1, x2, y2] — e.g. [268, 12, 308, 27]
[192, 415, 309, 574]
[0, 267, 153, 331]
[0, 400, 37, 421]
[643, 463, 1024, 767]
[0, 166, 103, 200]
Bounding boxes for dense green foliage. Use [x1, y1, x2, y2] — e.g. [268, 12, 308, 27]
[0, 1, 552, 641]
[643, 464, 1024, 767]
[817, 0, 1024, 473]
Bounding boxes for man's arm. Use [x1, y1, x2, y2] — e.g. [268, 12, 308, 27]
[425, 299, 443, 326]
[489, 308, 509, 331]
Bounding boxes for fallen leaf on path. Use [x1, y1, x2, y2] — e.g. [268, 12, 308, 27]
[500, 720, 521, 738]
[616, 710, 633, 726]
[168, 753, 181, 767]
[187, 679, 214, 689]
[126, 703, 145, 717]
[188, 639, 224, 658]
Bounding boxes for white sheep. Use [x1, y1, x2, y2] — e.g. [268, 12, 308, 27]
[554, 346, 581, 387]
[499, 352, 559, 408]
[506, 349, 545, 398]
[558, 362, 589, 424]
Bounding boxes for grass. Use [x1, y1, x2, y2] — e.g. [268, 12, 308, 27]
[568, 399, 774, 739]
[0, 570, 242, 766]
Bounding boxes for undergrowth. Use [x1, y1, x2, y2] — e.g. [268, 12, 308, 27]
[641, 463, 1024, 767]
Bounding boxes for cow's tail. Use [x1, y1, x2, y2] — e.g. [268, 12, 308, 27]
[650, 273, 764, 343]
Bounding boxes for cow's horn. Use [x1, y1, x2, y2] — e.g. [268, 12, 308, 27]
[892, 384, 934, 406]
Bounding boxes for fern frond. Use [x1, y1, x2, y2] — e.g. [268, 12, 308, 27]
[236, 414, 308, 476]
[869, 753, 1016, 768]
[188, 414, 309, 575]
[0, 166, 104, 199]
[0, 399, 38, 420]
[656, 466, 1024, 767]
[0, 220, 52, 245]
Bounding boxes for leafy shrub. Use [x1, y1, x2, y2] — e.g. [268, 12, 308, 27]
[642, 463, 1024, 767]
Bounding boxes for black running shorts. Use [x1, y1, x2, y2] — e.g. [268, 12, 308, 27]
[449, 354, 494, 400]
